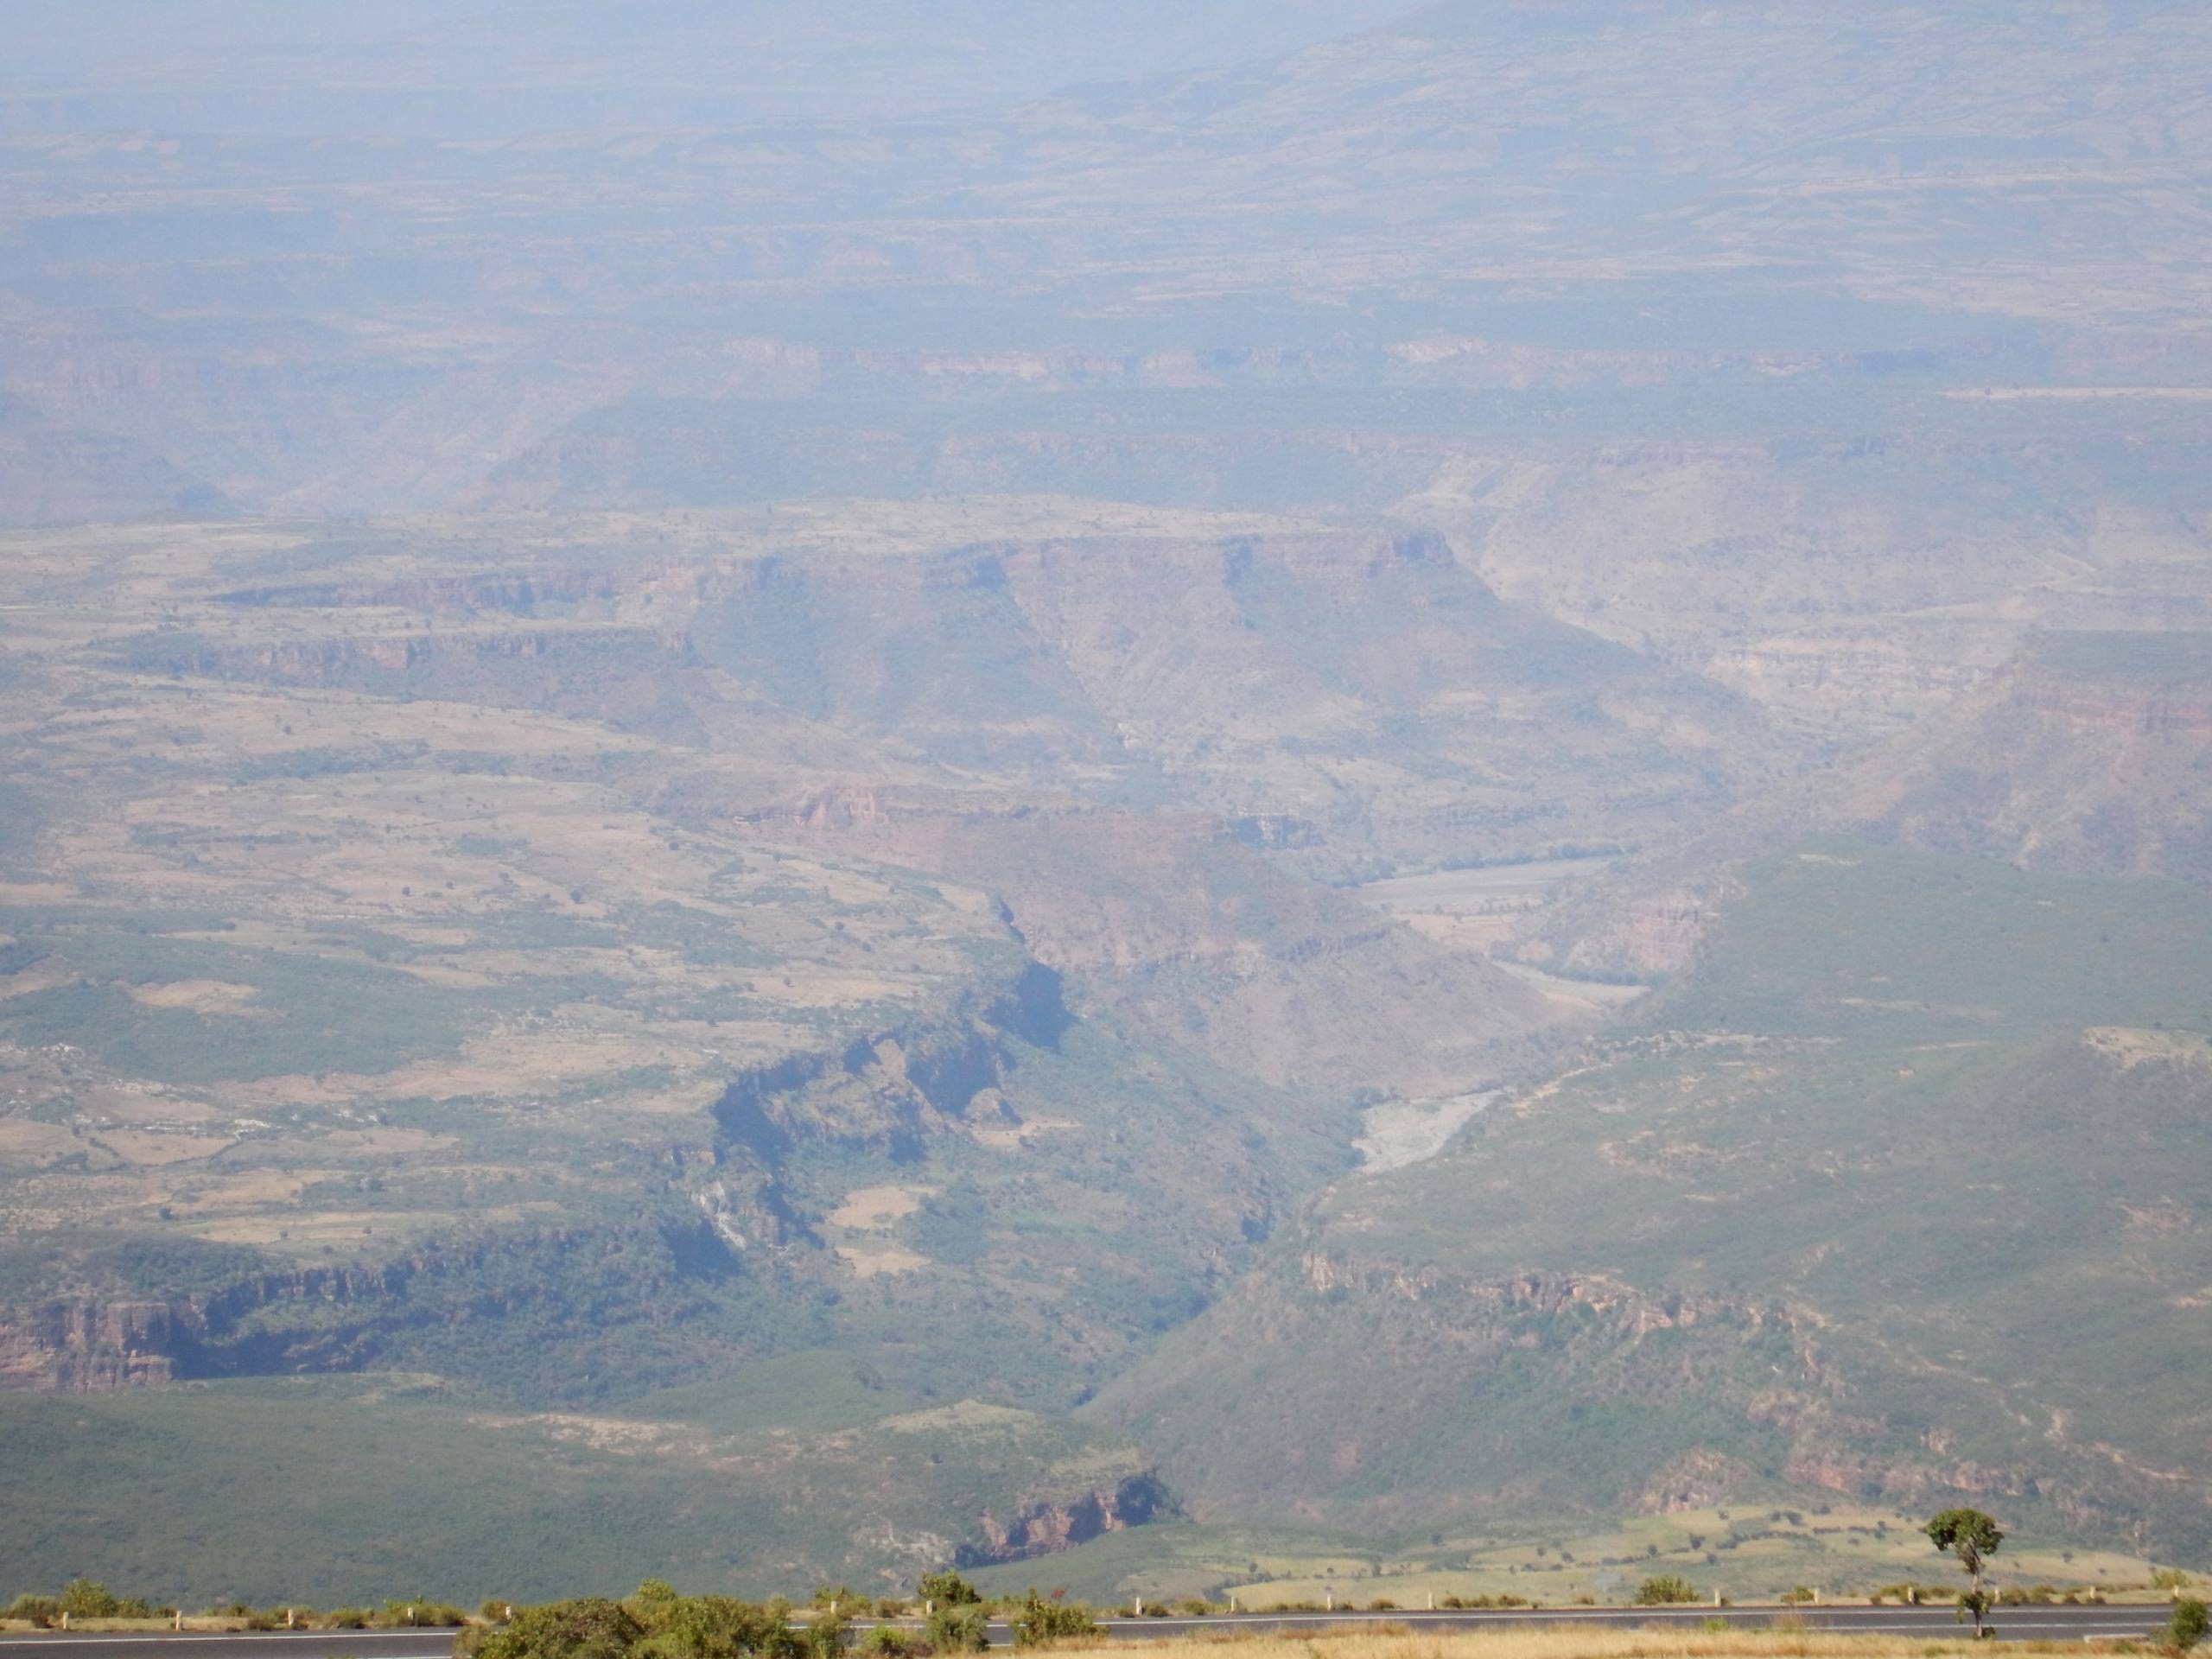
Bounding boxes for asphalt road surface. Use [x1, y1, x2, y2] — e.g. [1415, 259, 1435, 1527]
[1078, 1603, 2174, 1643]
[0, 1603, 2177, 1657]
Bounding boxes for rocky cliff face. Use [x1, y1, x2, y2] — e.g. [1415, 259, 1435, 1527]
[0, 1299, 181, 1391]
[703, 958, 1071, 1242]
[0, 1227, 728, 1394]
[960, 1473, 1173, 1566]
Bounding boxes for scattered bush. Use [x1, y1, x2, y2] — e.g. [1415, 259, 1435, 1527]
[854, 1627, 925, 1659]
[323, 1609, 371, 1630]
[383, 1600, 467, 1628]
[60, 1580, 122, 1620]
[465, 1599, 646, 1659]
[925, 1606, 991, 1654]
[916, 1573, 980, 1610]
[1010, 1590, 1100, 1648]
[803, 1607, 849, 1659]
[1635, 1576, 1700, 1606]
[1781, 1586, 1817, 1606]
[641, 1592, 809, 1659]
[2160, 1599, 2209, 1654]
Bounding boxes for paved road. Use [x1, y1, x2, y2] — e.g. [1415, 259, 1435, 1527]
[0, 1603, 2174, 1656]
[1074, 1603, 2172, 1643]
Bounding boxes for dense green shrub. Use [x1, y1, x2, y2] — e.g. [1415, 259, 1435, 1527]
[924, 1607, 990, 1653]
[465, 1599, 646, 1659]
[323, 1609, 372, 1630]
[60, 1581, 122, 1619]
[853, 1628, 922, 1659]
[2161, 1599, 2209, 1653]
[1634, 1576, 1700, 1605]
[635, 1594, 804, 1659]
[916, 1573, 980, 1609]
[1010, 1590, 1100, 1648]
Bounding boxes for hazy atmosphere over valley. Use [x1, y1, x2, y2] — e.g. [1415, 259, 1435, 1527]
[3, 0, 2210, 1616]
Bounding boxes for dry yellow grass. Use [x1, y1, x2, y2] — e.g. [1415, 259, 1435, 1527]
[1044, 1630, 2082, 1659]
[828, 1182, 935, 1230]
[834, 1243, 931, 1277]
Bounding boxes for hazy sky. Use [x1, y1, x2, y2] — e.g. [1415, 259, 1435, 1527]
[4, 2, 1426, 131]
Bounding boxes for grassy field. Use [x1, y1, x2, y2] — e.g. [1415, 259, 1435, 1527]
[993, 1631, 2152, 1659]
[968, 1515, 2171, 1610]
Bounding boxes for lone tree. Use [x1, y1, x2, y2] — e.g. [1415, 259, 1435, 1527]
[1925, 1508, 2005, 1637]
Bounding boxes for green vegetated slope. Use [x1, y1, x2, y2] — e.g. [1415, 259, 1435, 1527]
[0, 512, 1660, 1598]
[0, 1352, 1158, 1604]
[1092, 842, 2212, 1564]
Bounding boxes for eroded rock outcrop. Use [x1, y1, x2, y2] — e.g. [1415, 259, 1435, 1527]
[0, 1299, 180, 1391]
[959, 1473, 1172, 1566]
